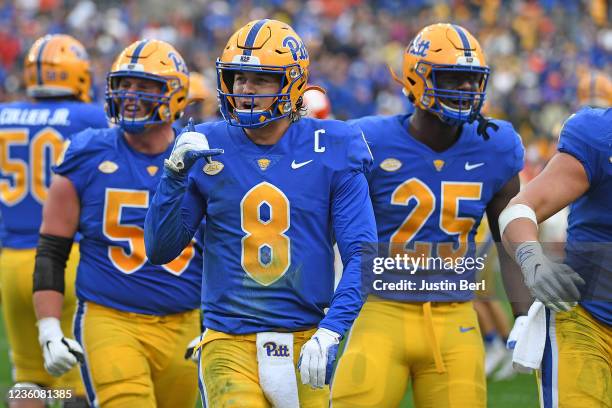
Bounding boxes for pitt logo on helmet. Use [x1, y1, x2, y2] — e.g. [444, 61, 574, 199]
[408, 34, 430, 58]
[395, 23, 490, 126]
[216, 19, 312, 128]
[105, 39, 190, 134]
[282, 36, 308, 61]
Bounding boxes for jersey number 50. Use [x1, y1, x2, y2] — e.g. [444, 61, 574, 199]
[103, 188, 195, 275]
[0, 128, 64, 206]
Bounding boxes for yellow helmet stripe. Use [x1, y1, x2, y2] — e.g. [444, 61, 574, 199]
[36, 36, 52, 85]
[451, 25, 472, 57]
[130, 39, 150, 63]
[243, 19, 268, 56]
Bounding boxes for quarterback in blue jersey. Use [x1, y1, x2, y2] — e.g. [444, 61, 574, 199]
[500, 107, 611, 407]
[0, 34, 107, 407]
[145, 19, 377, 407]
[32, 40, 202, 408]
[331, 24, 529, 408]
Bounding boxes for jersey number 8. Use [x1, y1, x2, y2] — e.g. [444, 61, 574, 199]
[240, 182, 291, 286]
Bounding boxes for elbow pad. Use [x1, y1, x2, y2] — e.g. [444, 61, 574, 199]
[33, 234, 73, 294]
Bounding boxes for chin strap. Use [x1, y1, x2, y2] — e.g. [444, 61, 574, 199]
[475, 113, 499, 141]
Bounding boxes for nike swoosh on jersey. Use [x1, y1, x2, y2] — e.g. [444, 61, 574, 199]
[464, 162, 484, 171]
[291, 159, 313, 169]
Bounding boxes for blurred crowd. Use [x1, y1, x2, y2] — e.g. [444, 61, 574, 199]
[0, 0, 610, 157]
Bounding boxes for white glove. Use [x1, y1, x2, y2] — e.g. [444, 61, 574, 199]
[184, 335, 201, 363]
[506, 315, 528, 350]
[515, 242, 584, 312]
[298, 328, 340, 389]
[164, 119, 223, 175]
[37, 317, 84, 377]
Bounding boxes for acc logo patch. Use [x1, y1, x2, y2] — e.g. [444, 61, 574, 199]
[433, 159, 445, 171]
[98, 160, 119, 174]
[380, 158, 402, 172]
[203, 160, 224, 175]
[146, 166, 159, 176]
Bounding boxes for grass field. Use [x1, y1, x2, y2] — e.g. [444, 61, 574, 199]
[0, 308, 538, 408]
[398, 374, 539, 407]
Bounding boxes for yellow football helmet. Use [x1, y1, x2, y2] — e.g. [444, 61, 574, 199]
[399, 23, 489, 125]
[105, 39, 189, 133]
[187, 72, 210, 104]
[24, 34, 92, 102]
[216, 19, 310, 128]
[577, 70, 611, 108]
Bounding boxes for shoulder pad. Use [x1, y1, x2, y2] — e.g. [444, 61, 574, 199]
[316, 119, 373, 173]
[53, 128, 117, 174]
[560, 107, 611, 152]
[469, 118, 523, 154]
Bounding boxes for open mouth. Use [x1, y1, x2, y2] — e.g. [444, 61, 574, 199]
[439, 97, 473, 111]
[235, 98, 267, 113]
[121, 103, 152, 121]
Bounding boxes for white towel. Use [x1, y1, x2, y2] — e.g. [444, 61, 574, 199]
[256, 332, 300, 408]
[512, 301, 547, 373]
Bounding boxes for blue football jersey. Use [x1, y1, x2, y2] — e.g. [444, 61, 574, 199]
[0, 101, 107, 248]
[54, 127, 202, 315]
[557, 107, 612, 325]
[357, 113, 524, 302]
[146, 118, 377, 336]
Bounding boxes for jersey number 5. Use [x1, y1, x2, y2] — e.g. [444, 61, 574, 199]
[103, 188, 195, 275]
[390, 178, 482, 259]
[241, 182, 291, 286]
[0, 128, 64, 206]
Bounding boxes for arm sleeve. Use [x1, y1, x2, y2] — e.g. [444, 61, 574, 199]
[319, 127, 377, 336]
[144, 168, 206, 264]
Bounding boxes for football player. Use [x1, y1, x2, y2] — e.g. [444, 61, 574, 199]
[32, 39, 203, 408]
[331, 23, 530, 407]
[0, 34, 107, 408]
[500, 106, 610, 407]
[144, 19, 377, 407]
